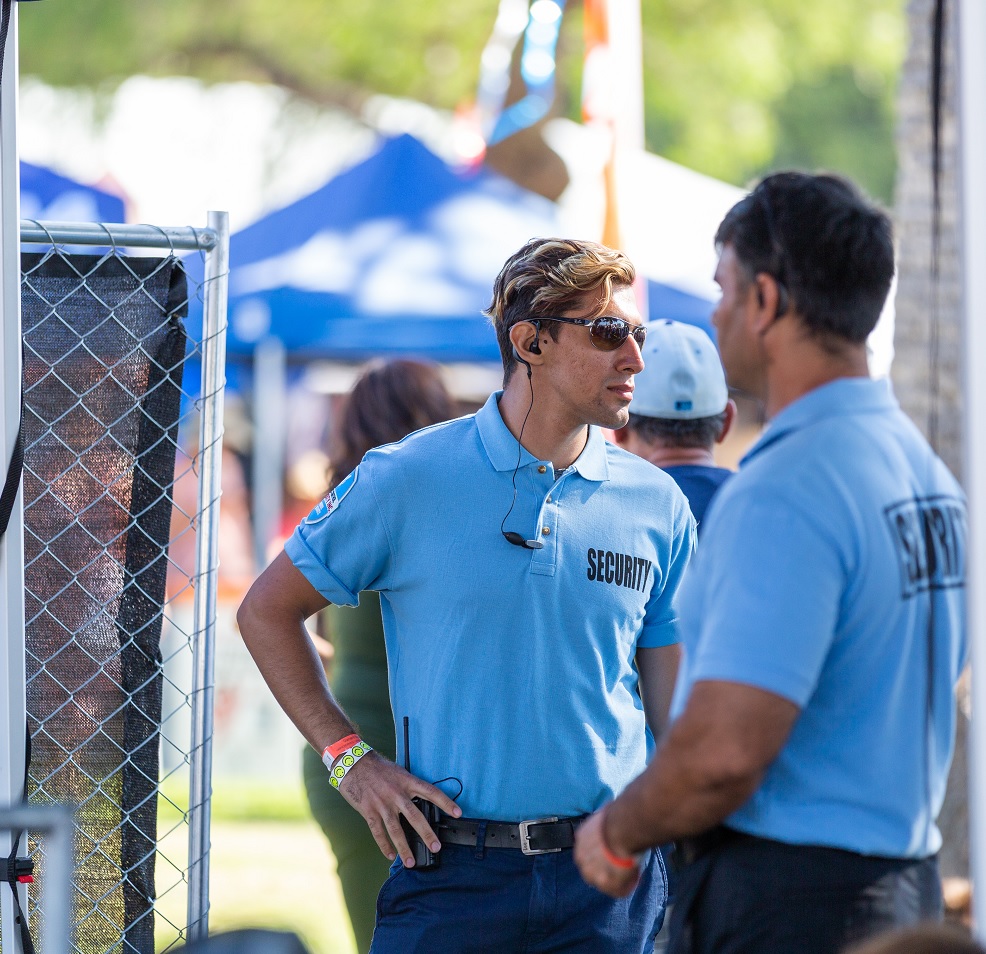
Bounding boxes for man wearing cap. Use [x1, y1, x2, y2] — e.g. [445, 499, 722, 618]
[237, 237, 694, 953]
[613, 319, 734, 532]
[574, 173, 968, 953]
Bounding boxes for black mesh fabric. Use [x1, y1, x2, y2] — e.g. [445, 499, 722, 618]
[20, 251, 188, 954]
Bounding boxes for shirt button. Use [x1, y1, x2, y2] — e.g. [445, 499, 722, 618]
[546, 495, 552, 503]
[541, 527, 551, 536]
[537, 465, 547, 474]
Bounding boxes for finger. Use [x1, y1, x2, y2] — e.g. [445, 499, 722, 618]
[364, 815, 398, 862]
[382, 809, 416, 867]
[397, 797, 442, 853]
[412, 779, 461, 818]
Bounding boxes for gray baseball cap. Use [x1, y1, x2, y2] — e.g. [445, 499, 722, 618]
[629, 319, 728, 420]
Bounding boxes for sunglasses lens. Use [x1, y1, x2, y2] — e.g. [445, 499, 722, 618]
[589, 317, 629, 351]
[589, 317, 646, 351]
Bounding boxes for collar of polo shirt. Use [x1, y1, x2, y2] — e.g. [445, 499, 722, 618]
[477, 392, 611, 481]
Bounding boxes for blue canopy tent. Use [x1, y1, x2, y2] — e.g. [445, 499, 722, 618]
[184, 133, 715, 366]
[21, 161, 126, 223]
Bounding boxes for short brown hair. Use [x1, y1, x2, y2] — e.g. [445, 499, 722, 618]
[485, 237, 636, 381]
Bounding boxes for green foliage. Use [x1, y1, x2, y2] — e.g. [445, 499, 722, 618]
[18, 0, 905, 201]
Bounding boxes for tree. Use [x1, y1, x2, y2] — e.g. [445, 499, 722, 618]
[18, 0, 905, 200]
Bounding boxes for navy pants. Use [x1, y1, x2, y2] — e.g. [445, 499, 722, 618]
[668, 830, 943, 954]
[369, 843, 666, 953]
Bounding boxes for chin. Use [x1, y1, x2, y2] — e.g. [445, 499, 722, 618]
[597, 406, 630, 430]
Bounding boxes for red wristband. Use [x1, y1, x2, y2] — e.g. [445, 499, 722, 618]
[324, 733, 362, 761]
[601, 840, 638, 870]
[600, 809, 638, 870]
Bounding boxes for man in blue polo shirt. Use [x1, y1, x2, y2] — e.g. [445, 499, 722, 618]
[237, 237, 695, 953]
[575, 173, 968, 954]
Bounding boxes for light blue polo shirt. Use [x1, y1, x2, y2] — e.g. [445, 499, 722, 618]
[671, 377, 968, 857]
[287, 392, 694, 821]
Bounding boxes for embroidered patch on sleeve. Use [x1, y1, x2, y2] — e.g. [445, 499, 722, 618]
[303, 468, 359, 525]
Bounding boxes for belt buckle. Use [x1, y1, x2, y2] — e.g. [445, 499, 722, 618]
[518, 816, 561, 855]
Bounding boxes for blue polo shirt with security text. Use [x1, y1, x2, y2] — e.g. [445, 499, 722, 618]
[287, 391, 694, 821]
[670, 377, 967, 858]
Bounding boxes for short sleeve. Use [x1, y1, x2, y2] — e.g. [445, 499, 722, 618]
[637, 495, 696, 648]
[284, 460, 394, 605]
[689, 489, 846, 706]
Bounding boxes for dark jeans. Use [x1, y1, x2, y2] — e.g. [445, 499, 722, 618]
[668, 829, 943, 954]
[370, 842, 666, 954]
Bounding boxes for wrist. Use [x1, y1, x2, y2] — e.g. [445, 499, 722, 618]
[323, 732, 362, 763]
[600, 805, 639, 871]
[321, 735, 373, 790]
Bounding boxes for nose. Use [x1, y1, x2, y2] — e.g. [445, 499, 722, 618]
[618, 332, 645, 373]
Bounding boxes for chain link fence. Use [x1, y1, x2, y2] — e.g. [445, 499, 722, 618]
[2, 215, 229, 954]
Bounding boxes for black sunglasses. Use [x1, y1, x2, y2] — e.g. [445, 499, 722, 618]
[537, 315, 647, 352]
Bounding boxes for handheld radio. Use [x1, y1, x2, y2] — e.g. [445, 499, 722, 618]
[400, 716, 441, 870]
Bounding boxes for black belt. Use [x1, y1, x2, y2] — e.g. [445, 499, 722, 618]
[435, 814, 586, 855]
[674, 826, 739, 868]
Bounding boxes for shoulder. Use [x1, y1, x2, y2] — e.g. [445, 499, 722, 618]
[603, 441, 693, 529]
[361, 413, 479, 470]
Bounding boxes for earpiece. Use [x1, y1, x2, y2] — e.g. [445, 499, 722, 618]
[529, 338, 541, 355]
[512, 345, 533, 377]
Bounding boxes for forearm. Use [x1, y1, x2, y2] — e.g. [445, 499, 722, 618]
[603, 680, 799, 857]
[604, 725, 759, 856]
[236, 553, 354, 751]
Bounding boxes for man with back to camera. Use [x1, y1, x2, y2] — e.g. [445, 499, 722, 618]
[236, 237, 695, 953]
[574, 172, 968, 954]
[612, 319, 735, 533]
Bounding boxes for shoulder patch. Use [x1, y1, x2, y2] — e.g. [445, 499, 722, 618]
[304, 468, 359, 525]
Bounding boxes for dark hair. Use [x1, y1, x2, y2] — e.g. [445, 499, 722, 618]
[715, 171, 895, 345]
[626, 411, 727, 450]
[329, 359, 455, 490]
[485, 237, 636, 381]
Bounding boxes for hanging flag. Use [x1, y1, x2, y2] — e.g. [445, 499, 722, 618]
[469, 0, 568, 149]
[581, 0, 648, 317]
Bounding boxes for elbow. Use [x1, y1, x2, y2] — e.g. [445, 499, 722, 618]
[236, 585, 262, 647]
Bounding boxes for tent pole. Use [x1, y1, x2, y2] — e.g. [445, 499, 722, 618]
[957, 0, 986, 940]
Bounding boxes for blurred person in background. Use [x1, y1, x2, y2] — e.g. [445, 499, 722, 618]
[301, 359, 456, 954]
[613, 319, 734, 534]
[575, 172, 968, 954]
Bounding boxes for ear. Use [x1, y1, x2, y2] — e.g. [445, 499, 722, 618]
[508, 320, 544, 366]
[752, 273, 784, 335]
[716, 399, 737, 444]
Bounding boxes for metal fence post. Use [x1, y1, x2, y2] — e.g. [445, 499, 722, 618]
[0, 4, 26, 953]
[187, 210, 229, 943]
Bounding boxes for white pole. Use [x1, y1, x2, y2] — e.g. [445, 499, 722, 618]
[606, 0, 644, 153]
[251, 335, 287, 569]
[957, 0, 986, 940]
[0, 3, 26, 952]
[187, 210, 230, 943]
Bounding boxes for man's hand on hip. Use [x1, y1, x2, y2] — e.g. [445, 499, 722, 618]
[339, 751, 461, 866]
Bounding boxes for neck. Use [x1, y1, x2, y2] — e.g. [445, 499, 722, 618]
[498, 376, 589, 469]
[622, 432, 716, 469]
[762, 324, 870, 418]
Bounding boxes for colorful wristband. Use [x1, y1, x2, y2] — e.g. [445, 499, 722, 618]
[323, 739, 373, 790]
[324, 733, 362, 762]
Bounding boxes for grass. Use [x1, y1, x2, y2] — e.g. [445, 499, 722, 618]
[155, 780, 358, 954]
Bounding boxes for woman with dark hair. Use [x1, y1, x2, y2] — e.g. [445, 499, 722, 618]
[301, 359, 455, 954]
